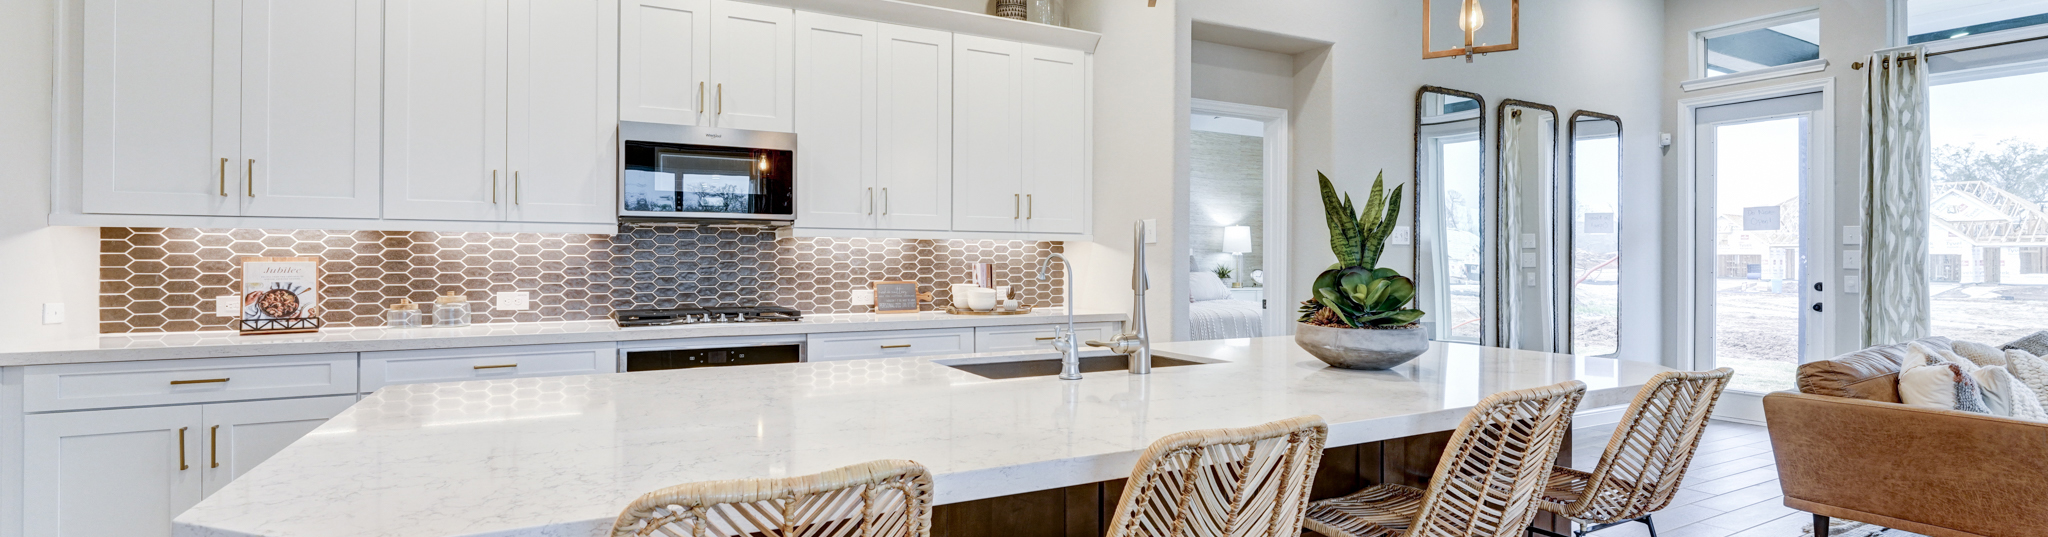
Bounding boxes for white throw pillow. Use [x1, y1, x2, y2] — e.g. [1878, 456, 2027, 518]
[1898, 343, 1990, 413]
[2004, 349, 2048, 413]
[1954, 340, 2010, 367]
[1188, 272, 1232, 302]
[1972, 365, 2048, 421]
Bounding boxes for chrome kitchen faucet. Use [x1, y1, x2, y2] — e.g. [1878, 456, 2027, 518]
[1086, 221, 1151, 374]
[1035, 253, 1083, 380]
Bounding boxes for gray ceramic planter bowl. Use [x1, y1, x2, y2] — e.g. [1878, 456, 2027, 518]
[1294, 322, 1430, 370]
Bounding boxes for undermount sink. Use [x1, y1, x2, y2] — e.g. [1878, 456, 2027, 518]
[937, 353, 1206, 380]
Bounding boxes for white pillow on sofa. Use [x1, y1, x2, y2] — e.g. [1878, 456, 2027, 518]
[1188, 272, 1232, 302]
[1898, 342, 1991, 413]
[1972, 365, 2048, 421]
[1954, 340, 2011, 367]
[2004, 349, 2048, 413]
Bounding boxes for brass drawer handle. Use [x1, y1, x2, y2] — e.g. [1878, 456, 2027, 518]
[218, 158, 228, 196]
[178, 427, 189, 471]
[513, 171, 521, 204]
[210, 425, 220, 468]
[474, 364, 517, 370]
[879, 344, 912, 349]
[1034, 337, 1058, 341]
[717, 83, 724, 115]
[170, 378, 229, 385]
[246, 159, 256, 197]
[1027, 194, 1033, 219]
[1014, 194, 1020, 218]
[699, 81, 705, 113]
[492, 170, 499, 203]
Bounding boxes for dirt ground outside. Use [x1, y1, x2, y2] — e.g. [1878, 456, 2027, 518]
[1711, 280, 2048, 393]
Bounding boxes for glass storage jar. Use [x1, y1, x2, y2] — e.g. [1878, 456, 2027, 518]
[432, 291, 472, 327]
[385, 298, 422, 329]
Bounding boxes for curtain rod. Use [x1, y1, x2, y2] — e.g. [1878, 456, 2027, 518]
[1853, 33, 2048, 69]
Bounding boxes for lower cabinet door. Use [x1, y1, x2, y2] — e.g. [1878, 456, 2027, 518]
[806, 328, 974, 361]
[25, 405, 205, 537]
[201, 395, 357, 496]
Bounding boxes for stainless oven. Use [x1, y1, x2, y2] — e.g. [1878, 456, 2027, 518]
[619, 121, 795, 225]
[619, 335, 806, 372]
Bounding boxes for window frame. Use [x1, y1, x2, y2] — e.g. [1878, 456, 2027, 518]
[1684, 8, 1826, 91]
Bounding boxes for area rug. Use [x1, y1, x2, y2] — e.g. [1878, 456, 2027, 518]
[1798, 518, 1928, 537]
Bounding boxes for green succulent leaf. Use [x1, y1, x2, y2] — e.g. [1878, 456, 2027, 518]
[1357, 309, 1426, 326]
[1366, 276, 1415, 311]
[1318, 172, 1364, 267]
[1362, 183, 1405, 267]
[1307, 170, 1427, 326]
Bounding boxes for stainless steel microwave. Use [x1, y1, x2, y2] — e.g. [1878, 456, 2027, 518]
[619, 121, 795, 225]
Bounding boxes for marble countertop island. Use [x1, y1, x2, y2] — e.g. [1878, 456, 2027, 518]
[173, 337, 1671, 537]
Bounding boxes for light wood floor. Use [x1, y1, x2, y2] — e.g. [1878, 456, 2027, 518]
[1565, 420, 1808, 537]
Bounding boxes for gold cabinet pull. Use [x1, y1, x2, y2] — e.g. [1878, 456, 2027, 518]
[473, 364, 517, 370]
[1034, 336, 1058, 341]
[178, 427, 189, 471]
[1026, 194, 1033, 219]
[513, 171, 521, 204]
[867, 187, 875, 215]
[717, 83, 723, 115]
[879, 344, 912, 349]
[209, 425, 220, 469]
[882, 188, 890, 215]
[218, 158, 228, 196]
[1014, 194, 1020, 218]
[170, 378, 229, 385]
[492, 170, 499, 203]
[699, 81, 705, 113]
[246, 159, 256, 197]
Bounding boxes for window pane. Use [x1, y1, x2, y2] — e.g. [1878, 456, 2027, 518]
[1928, 69, 2048, 344]
[1704, 19, 1820, 76]
[1713, 118, 1807, 395]
[1911, 0, 2048, 43]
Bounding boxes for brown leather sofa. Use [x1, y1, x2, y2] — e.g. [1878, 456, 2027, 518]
[1764, 338, 2048, 537]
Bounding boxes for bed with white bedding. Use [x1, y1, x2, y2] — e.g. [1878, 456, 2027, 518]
[1187, 272, 1264, 340]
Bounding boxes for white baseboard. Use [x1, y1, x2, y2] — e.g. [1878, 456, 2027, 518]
[1573, 404, 1628, 430]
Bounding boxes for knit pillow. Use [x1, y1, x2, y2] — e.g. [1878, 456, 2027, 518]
[1954, 340, 2010, 367]
[1898, 343, 1990, 413]
[2003, 331, 2048, 357]
[2004, 349, 2048, 413]
[1971, 365, 2048, 421]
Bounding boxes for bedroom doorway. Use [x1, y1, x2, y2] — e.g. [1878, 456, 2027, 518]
[1188, 99, 1290, 339]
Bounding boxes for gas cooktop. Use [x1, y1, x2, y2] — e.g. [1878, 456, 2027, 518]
[614, 305, 803, 327]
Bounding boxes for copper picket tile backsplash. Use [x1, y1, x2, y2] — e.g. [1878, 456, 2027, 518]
[99, 227, 1064, 333]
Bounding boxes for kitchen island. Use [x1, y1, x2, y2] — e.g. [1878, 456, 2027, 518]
[173, 337, 1671, 537]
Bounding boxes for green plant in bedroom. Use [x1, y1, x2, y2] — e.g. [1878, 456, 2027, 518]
[1298, 172, 1425, 328]
[1211, 264, 1233, 280]
[1294, 171, 1430, 370]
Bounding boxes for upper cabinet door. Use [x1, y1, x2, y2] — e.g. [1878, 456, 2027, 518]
[793, 12, 876, 230]
[24, 405, 204, 537]
[239, 0, 382, 219]
[383, 0, 509, 222]
[875, 24, 953, 232]
[620, 0, 710, 125]
[1020, 44, 1086, 234]
[708, 0, 794, 132]
[951, 34, 1024, 233]
[507, 0, 619, 223]
[82, 0, 242, 217]
[200, 395, 354, 497]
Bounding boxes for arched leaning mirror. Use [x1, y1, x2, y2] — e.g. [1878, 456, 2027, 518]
[1567, 111, 1622, 357]
[1414, 87, 1485, 344]
[1495, 100, 1558, 352]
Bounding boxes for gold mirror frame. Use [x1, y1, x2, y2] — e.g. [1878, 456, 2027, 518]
[1422, 0, 1520, 60]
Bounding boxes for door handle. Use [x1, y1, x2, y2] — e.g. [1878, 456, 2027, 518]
[1026, 194, 1033, 219]
[246, 159, 255, 197]
[492, 170, 499, 203]
[178, 427, 189, 471]
[513, 171, 521, 204]
[717, 83, 724, 115]
[218, 158, 228, 196]
[699, 81, 705, 114]
[867, 187, 874, 215]
[210, 425, 219, 468]
[1014, 194, 1021, 219]
[882, 188, 890, 215]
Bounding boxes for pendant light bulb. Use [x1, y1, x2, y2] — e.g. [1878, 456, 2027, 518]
[1460, 0, 1485, 34]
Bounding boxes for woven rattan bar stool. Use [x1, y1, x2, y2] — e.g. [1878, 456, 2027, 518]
[1530, 368, 1733, 537]
[1103, 415, 1330, 537]
[1302, 380, 1588, 537]
[609, 459, 933, 537]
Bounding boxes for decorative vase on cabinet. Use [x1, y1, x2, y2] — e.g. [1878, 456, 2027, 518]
[994, 0, 1026, 20]
[1029, 0, 1064, 27]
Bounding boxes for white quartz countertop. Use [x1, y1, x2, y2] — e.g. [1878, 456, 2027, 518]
[0, 309, 1123, 367]
[173, 337, 1672, 537]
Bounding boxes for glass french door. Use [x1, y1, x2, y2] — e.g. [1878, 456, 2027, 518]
[1694, 92, 1825, 401]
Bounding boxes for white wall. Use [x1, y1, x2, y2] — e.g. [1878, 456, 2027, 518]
[1661, 0, 1889, 362]
[1191, 40, 1295, 110]
[1, 0, 99, 350]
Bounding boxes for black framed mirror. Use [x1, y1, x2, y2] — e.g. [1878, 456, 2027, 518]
[1413, 86, 1485, 343]
[1566, 111, 1622, 357]
[1494, 99, 1559, 351]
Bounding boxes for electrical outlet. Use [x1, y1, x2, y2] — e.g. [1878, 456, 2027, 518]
[214, 295, 241, 317]
[1389, 226, 1412, 245]
[494, 291, 530, 311]
[1142, 219, 1159, 244]
[41, 303, 64, 325]
[850, 289, 876, 306]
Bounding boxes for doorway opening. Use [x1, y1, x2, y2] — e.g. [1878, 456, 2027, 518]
[1188, 99, 1290, 339]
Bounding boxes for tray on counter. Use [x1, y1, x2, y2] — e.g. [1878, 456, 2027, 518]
[942, 304, 1035, 315]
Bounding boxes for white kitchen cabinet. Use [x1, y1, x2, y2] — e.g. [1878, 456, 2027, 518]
[620, 0, 711, 125]
[1019, 44, 1087, 234]
[239, 0, 383, 218]
[873, 24, 954, 231]
[793, 11, 877, 230]
[382, 0, 508, 222]
[80, 0, 242, 217]
[708, 0, 794, 132]
[973, 322, 1119, 353]
[386, 0, 614, 224]
[24, 405, 204, 537]
[951, 34, 1025, 233]
[200, 395, 356, 496]
[359, 342, 618, 392]
[806, 328, 974, 361]
[507, 0, 620, 224]
[22, 353, 358, 413]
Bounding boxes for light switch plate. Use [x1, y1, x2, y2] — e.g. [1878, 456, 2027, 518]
[494, 291, 530, 311]
[1519, 233, 1537, 249]
[1524, 272, 1537, 287]
[1389, 226, 1412, 245]
[1844, 275, 1862, 294]
[41, 303, 63, 325]
[1519, 252, 1538, 268]
[1842, 250, 1862, 270]
[1141, 219, 1159, 244]
[1843, 226, 1862, 245]
[213, 295, 240, 317]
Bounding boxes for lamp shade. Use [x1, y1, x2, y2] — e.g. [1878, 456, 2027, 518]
[1222, 226, 1253, 254]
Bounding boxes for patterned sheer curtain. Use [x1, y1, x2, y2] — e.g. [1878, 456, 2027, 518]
[1497, 109, 1523, 348]
[1860, 47, 1933, 346]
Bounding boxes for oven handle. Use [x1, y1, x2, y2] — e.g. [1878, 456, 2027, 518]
[617, 339, 810, 371]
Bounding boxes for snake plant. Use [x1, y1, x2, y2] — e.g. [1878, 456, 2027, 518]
[1298, 171, 1426, 328]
